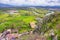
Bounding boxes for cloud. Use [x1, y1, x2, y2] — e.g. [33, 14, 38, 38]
[0, 0, 60, 6]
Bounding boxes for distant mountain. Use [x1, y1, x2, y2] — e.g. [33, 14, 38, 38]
[0, 3, 14, 7]
[34, 6, 60, 9]
[0, 3, 60, 9]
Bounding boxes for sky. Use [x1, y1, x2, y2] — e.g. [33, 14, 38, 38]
[0, 0, 60, 6]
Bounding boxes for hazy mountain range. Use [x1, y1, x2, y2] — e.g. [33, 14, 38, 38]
[0, 3, 14, 7]
[0, 3, 60, 9]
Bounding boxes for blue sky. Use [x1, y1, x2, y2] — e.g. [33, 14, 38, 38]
[0, 0, 60, 6]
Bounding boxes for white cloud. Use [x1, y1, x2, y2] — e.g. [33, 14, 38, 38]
[0, 0, 60, 6]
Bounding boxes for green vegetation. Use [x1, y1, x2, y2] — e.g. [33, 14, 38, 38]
[0, 8, 48, 33]
[0, 8, 60, 40]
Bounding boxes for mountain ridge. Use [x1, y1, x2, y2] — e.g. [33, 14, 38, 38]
[0, 3, 60, 9]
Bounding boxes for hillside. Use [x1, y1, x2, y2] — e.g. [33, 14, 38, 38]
[0, 8, 60, 40]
